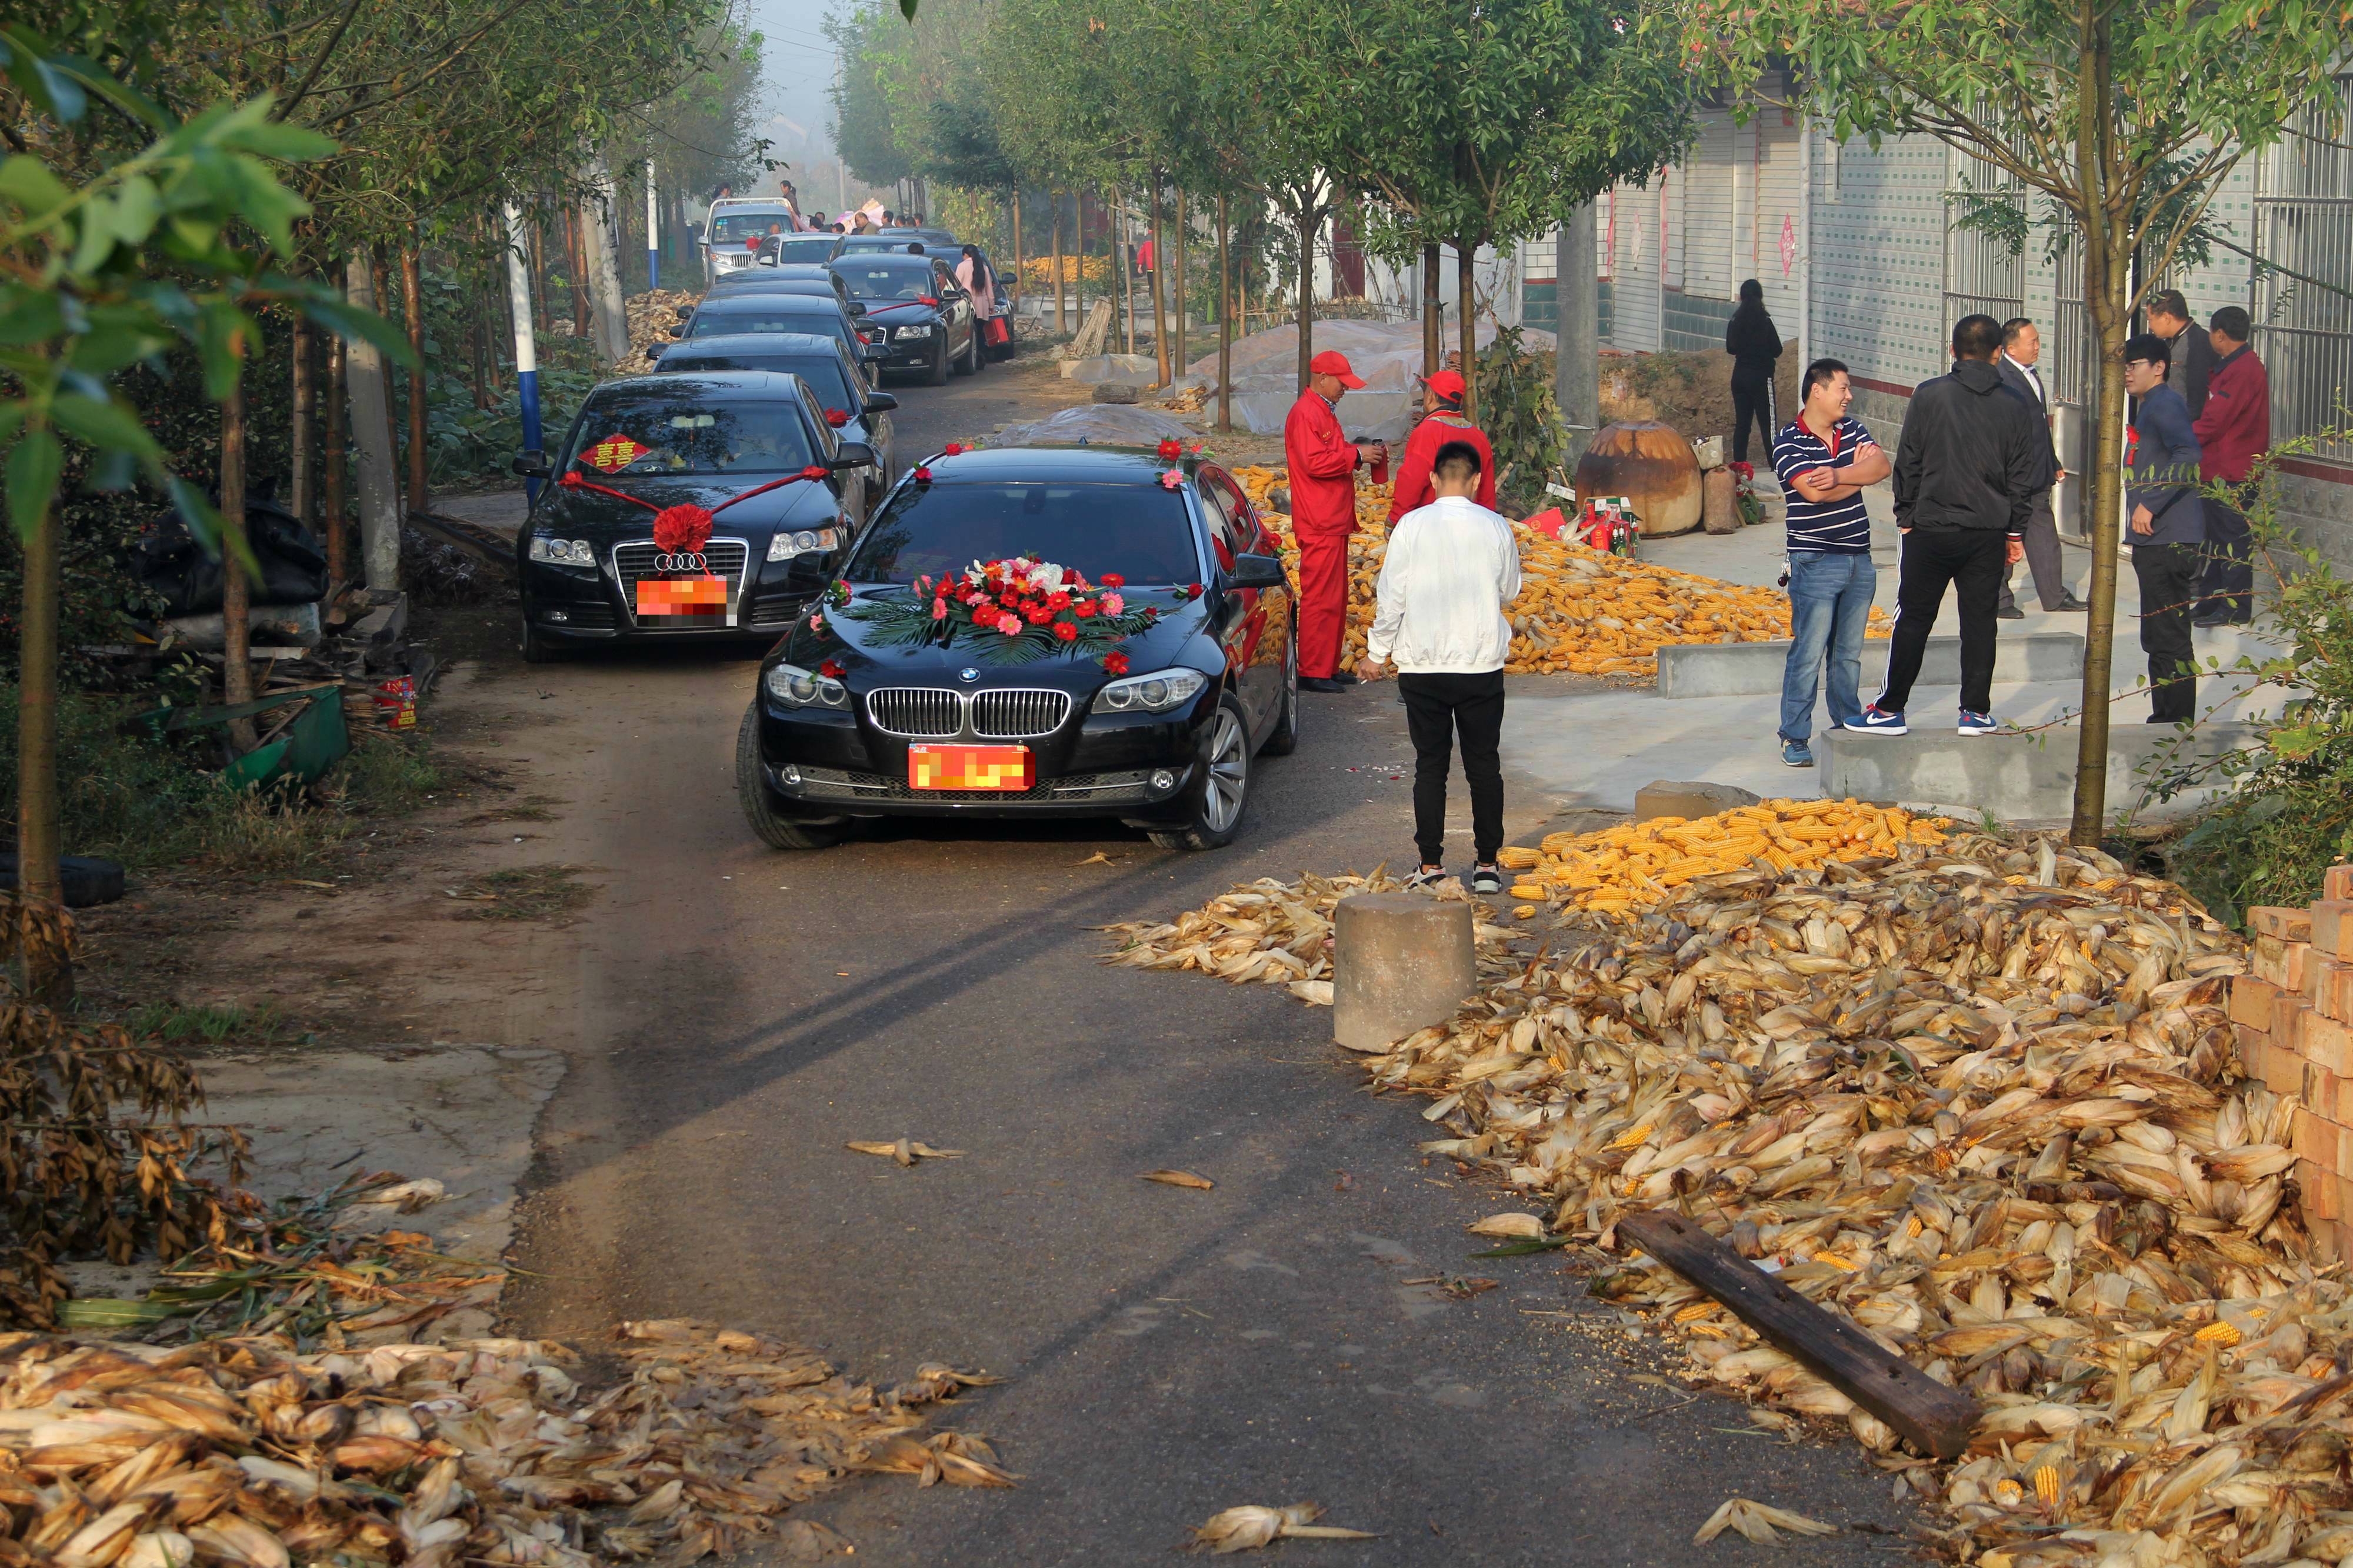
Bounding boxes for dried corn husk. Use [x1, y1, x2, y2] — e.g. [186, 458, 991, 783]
[1233, 466, 1891, 678]
[1189, 1502, 1376, 1553]
[1141, 1170, 1215, 1190]
[1691, 1497, 1837, 1544]
[1103, 831, 2345, 1564]
[0, 1319, 1007, 1565]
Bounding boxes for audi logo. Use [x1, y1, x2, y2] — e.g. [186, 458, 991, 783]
[652, 552, 711, 573]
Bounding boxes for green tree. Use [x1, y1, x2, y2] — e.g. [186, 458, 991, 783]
[1697, 0, 2352, 844]
[830, 4, 915, 191]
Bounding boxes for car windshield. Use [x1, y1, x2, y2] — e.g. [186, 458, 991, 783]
[664, 355, 858, 409]
[836, 265, 934, 302]
[839, 238, 921, 255]
[686, 303, 838, 338]
[564, 394, 817, 476]
[846, 482, 1198, 586]
[707, 211, 791, 243]
[769, 236, 839, 263]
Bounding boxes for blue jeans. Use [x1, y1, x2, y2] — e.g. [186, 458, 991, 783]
[1779, 551, 1875, 744]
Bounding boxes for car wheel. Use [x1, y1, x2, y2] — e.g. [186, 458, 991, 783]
[735, 703, 845, 850]
[965, 327, 985, 375]
[926, 339, 950, 385]
[520, 618, 565, 664]
[1147, 693, 1251, 852]
[1258, 616, 1299, 757]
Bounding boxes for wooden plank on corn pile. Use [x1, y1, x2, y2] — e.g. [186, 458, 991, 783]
[1231, 465, 1892, 679]
[1619, 1207, 1981, 1459]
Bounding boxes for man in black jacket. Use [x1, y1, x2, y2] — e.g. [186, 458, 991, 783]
[1854, 314, 2042, 736]
[2145, 289, 2216, 420]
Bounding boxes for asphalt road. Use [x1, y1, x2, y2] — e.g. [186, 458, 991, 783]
[496, 359, 1921, 1564]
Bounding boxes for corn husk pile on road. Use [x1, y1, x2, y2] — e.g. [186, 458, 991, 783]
[622, 291, 700, 373]
[1093, 829, 2353, 1566]
[1231, 463, 1889, 678]
[1497, 799, 1954, 917]
[0, 1319, 1006, 1567]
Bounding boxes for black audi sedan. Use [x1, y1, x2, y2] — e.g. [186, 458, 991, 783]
[511, 372, 874, 662]
[737, 445, 1297, 852]
[659, 292, 876, 378]
[652, 332, 898, 506]
[828, 253, 981, 383]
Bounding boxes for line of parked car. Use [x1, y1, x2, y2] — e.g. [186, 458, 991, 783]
[508, 223, 1299, 855]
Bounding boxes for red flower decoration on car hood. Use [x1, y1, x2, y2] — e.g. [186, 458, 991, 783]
[652, 504, 714, 554]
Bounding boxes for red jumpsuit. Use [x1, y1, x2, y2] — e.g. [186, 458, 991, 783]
[1386, 410, 1497, 521]
[1283, 389, 1362, 679]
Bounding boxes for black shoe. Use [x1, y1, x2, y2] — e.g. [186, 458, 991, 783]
[1328, 671, 1359, 687]
[2054, 593, 2091, 612]
[1470, 865, 1504, 895]
[2146, 714, 2187, 725]
[1997, 606, 2026, 620]
[2193, 615, 2229, 629]
[1300, 676, 1346, 693]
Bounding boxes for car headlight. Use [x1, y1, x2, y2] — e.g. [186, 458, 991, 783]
[529, 537, 595, 566]
[1091, 668, 1207, 715]
[895, 323, 935, 339]
[764, 662, 849, 709]
[766, 526, 843, 562]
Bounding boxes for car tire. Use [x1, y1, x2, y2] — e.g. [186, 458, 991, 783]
[520, 618, 565, 664]
[1258, 616, 1299, 757]
[964, 327, 985, 375]
[926, 339, 950, 386]
[736, 703, 845, 851]
[1147, 693, 1251, 852]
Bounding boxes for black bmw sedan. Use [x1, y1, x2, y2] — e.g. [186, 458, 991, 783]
[738, 445, 1298, 852]
[828, 253, 981, 384]
[512, 372, 873, 662]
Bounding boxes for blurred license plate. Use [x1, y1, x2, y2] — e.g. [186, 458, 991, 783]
[907, 745, 1033, 790]
[635, 575, 735, 623]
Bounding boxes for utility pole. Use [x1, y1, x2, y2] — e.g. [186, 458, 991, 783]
[646, 163, 661, 290]
[504, 202, 545, 501]
[1555, 203, 1600, 448]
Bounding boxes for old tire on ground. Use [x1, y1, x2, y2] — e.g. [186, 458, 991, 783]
[736, 703, 845, 850]
[1148, 693, 1251, 852]
[0, 854, 125, 908]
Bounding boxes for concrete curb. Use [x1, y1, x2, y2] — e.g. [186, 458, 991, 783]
[1822, 720, 2262, 822]
[1658, 632, 2085, 699]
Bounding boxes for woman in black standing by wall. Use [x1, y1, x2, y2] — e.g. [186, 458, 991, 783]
[1725, 278, 1782, 466]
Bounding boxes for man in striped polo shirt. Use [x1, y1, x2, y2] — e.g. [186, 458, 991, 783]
[1772, 359, 1889, 768]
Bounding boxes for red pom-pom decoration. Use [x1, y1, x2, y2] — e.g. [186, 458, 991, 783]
[818, 658, 846, 679]
[825, 408, 850, 428]
[652, 503, 714, 555]
[1101, 651, 1131, 676]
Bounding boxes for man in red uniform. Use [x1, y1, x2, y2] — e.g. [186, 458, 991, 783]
[1285, 351, 1387, 691]
[1387, 371, 1496, 521]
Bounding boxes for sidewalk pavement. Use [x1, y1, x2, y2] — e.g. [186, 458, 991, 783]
[1497, 483, 2284, 817]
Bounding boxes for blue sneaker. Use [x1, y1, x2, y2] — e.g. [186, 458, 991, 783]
[1852, 705, 1908, 736]
[1781, 740, 1814, 767]
[1957, 709, 1998, 736]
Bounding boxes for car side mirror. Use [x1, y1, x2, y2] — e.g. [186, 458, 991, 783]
[862, 342, 889, 362]
[1226, 552, 1288, 591]
[511, 451, 552, 479]
[862, 391, 899, 413]
[830, 442, 878, 471]
[674, 305, 694, 320]
[846, 301, 868, 316]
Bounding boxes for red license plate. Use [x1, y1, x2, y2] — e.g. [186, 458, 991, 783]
[635, 575, 735, 623]
[907, 745, 1034, 790]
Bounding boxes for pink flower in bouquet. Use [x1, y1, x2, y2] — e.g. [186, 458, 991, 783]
[1101, 593, 1124, 616]
[1159, 469, 1182, 490]
[931, 598, 948, 620]
[997, 612, 1022, 635]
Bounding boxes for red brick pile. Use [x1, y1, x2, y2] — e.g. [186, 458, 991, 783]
[2232, 863, 2353, 1252]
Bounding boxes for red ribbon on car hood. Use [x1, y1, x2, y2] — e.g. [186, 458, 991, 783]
[558, 463, 834, 555]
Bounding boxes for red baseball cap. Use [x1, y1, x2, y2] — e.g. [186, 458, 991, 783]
[1423, 369, 1467, 401]
[1308, 350, 1365, 389]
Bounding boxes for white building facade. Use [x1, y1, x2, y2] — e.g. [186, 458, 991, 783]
[1520, 72, 2353, 567]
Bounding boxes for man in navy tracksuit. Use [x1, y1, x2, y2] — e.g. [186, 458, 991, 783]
[2122, 333, 2208, 724]
[1854, 314, 2044, 737]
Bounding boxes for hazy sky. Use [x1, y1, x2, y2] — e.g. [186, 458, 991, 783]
[744, 0, 845, 176]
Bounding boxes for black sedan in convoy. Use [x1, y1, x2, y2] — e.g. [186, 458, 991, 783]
[737, 445, 1298, 852]
[511, 372, 874, 662]
[652, 332, 898, 506]
[656, 291, 879, 379]
[707, 263, 856, 311]
[827, 253, 982, 384]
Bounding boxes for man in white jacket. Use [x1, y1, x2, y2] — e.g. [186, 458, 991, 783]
[1356, 441, 1522, 894]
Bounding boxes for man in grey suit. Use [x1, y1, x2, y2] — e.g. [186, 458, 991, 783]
[1994, 318, 2089, 616]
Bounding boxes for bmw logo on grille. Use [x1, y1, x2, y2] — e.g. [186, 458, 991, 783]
[958, 667, 980, 683]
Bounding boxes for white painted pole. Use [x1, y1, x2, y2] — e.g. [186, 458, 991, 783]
[502, 202, 544, 501]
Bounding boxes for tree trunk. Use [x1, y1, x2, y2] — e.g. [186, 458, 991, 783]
[1118, 186, 1136, 356]
[1457, 243, 1478, 422]
[1052, 192, 1065, 334]
[290, 312, 314, 527]
[1075, 191, 1086, 318]
[581, 159, 631, 367]
[324, 332, 348, 584]
[344, 256, 402, 592]
[371, 251, 403, 519]
[1172, 186, 1188, 376]
[401, 245, 428, 511]
[531, 220, 551, 338]
[1295, 200, 1318, 388]
[1148, 175, 1170, 387]
[15, 425, 66, 1000]
[219, 381, 257, 752]
[1010, 188, 1023, 305]
[1217, 191, 1232, 433]
[2067, 15, 2125, 846]
[567, 208, 591, 339]
[1422, 243, 1442, 378]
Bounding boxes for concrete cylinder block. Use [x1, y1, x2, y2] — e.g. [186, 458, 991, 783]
[1333, 893, 1477, 1053]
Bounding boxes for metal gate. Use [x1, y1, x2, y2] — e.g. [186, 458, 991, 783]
[2253, 76, 2353, 467]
